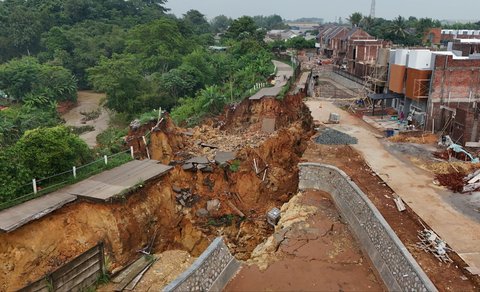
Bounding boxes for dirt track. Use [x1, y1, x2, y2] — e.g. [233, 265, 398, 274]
[62, 91, 109, 147]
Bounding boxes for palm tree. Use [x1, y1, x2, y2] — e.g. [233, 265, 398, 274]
[360, 16, 374, 30]
[390, 16, 407, 39]
[348, 12, 363, 28]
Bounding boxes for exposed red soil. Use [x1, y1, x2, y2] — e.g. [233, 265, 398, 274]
[436, 172, 467, 193]
[226, 190, 384, 292]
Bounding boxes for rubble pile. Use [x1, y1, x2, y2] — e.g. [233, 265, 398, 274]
[435, 172, 466, 193]
[185, 125, 270, 160]
[436, 168, 480, 193]
[315, 128, 358, 145]
[417, 228, 452, 263]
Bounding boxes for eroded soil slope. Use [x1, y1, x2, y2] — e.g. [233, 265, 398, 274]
[0, 91, 313, 291]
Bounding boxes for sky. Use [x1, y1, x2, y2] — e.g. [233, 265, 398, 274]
[164, 0, 480, 22]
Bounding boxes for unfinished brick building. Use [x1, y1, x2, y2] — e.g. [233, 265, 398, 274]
[450, 39, 480, 56]
[424, 28, 480, 46]
[384, 48, 480, 145]
[427, 54, 480, 145]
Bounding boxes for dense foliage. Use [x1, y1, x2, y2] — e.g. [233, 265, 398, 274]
[0, 57, 77, 103]
[345, 12, 480, 46]
[0, 126, 91, 203]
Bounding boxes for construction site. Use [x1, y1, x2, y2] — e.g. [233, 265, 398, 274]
[0, 47, 480, 292]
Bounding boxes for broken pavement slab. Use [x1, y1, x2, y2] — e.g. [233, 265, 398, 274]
[214, 151, 236, 165]
[0, 192, 76, 232]
[185, 156, 209, 165]
[67, 160, 172, 202]
[261, 118, 276, 134]
[0, 160, 172, 232]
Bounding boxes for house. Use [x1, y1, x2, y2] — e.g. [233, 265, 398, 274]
[384, 48, 480, 145]
[424, 28, 480, 46]
[318, 25, 387, 69]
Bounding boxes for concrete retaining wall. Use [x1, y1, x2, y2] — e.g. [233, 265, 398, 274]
[315, 70, 363, 91]
[163, 237, 240, 292]
[299, 163, 437, 292]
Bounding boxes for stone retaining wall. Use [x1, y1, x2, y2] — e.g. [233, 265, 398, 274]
[315, 70, 363, 91]
[299, 163, 438, 292]
[163, 237, 240, 292]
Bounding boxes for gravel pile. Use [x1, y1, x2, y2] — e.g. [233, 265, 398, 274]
[315, 128, 358, 145]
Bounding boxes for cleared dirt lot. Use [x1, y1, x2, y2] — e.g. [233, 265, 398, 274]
[226, 190, 384, 292]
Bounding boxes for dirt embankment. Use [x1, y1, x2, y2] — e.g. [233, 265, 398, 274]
[0, 175, 189, 291]
[0, 92, 314, 291]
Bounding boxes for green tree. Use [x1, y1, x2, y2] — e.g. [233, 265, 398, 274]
[286, 36, 316, 49]
[88, 54, 148, 114]
[348, 12, 363, 27]
[0, 56, 77, 102]
[13, 126, 92, 178]
[125, 18, 188, 73]
[183, 9, 211, 34]
[211, 15, 232, 33]
[225, 16, 259, 40]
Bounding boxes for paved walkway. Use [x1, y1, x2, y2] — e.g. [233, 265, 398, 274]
[0, 160, 172, 233]
[249, 60, 293, 100]
[307, 99, 480, 269]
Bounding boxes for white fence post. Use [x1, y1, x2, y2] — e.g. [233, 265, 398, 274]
[130, 146, 134, 159]
[104, 155, 108, 165]
[32, 179, 37, 194]
[73, 166, 77, 179]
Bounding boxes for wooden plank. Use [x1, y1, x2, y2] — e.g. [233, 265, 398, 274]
[114, 256, 154, 292]
[124, 261, 155, 291]
[18, 278, 49, 292]
[51, 245, 100, 281]
[464, 169, 480, 181]
[55, 261, 101, 292]
[53, 253, 100, 289]
[468, 173, 480, 184]
[112, 257, 149, 284]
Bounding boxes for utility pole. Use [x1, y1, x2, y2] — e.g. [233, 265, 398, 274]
[370, 0, 376, 18]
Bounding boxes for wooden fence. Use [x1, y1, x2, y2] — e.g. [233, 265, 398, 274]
[19, 243, 105, 292]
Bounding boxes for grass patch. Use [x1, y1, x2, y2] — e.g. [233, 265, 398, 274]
[69, 125, 95, 135]
[229, 160, 240, 172]
[80, 108, 101, 121]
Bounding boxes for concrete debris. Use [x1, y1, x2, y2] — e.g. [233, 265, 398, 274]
[182, 156, 214, 172]
[416, 228, 453, 263]
[196, 208, 209, 217]
[186, 156, 209, 164]
[393, 196, 406, 212]
[328, 113, 340, 124]
[214, 151, 236, 165]
[175, 189, 198, 207]
[181, 163, 194, 171]
[267, 208, 281, 226]
[437, 169, 480, 193]
[261, 118, 276, 133]
[206, 199, 221, 212]
[200, 143, 218, 149]
[129, 119, 142, 130]
[315, 128, 358, 145]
